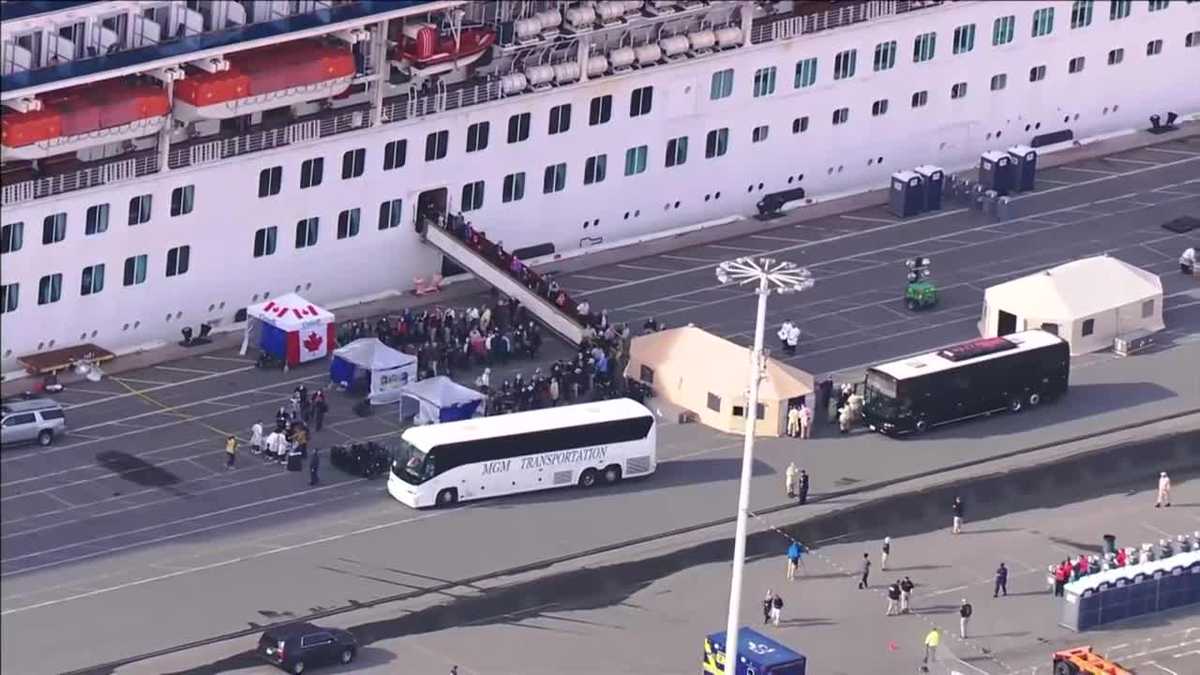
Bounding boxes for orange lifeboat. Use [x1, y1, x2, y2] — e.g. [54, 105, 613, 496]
[394, 23, 495, 74]
[173, 40, 355, 121]
[1, 78, 169, 160]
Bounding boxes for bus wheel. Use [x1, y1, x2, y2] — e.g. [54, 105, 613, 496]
[578, 469, 599, 488]
[1028, 393, 1041, 407]
[602, 465, 622, 485]
[436, 488, 458, 506]
[914, 419, 928, 434]
[1008, 397, 1023, 413]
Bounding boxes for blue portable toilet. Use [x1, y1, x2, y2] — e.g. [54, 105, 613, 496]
[703, 628, 807, 675]
[913, 165, 945, 211]
[888, 170, 925, 218]
[978, 150, 1014, 196]
[1006, 145, 1038, 192]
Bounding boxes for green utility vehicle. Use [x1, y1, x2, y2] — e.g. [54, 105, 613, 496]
[904, 257, 938, 310]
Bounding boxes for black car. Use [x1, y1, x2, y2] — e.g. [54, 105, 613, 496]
[257, 622, 357, 673]
[330, 442, 390, 478]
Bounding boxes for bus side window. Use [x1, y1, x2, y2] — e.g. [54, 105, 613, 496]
[423, 457, 436, 480]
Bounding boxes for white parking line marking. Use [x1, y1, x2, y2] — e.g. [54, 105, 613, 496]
[615, 263, 674, 273]
[1104, 157, 1157, 165]
[60, 365, 256, 411]
[199, 355, 255, 364]
[111, 377, 172, 386]
[570, 274, 631, 283]
[840, 215, 897, 224]
[749, 234, 808, 243]
[0, 501, 456, 614]
[1054, 166, 1118, 175]
[1143, 147, 1200, 157]
[154, 365, 222, 375]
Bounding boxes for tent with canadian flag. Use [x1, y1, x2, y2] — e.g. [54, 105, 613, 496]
[238, 293, 336, 368]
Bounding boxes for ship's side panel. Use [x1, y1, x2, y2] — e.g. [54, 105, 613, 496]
[2, 1, 1198, 369]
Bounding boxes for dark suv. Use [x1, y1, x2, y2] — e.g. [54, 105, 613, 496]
[257, 622, 357, 673]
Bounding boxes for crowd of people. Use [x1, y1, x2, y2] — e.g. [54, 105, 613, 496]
[329, 210, 666, 418]
[1048, 530, 1200, 596]
[246, 384, 328, 471]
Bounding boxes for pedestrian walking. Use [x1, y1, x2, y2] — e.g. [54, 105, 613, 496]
[799, 402, 812, 439]
[922, 628, 940, 666]
[770, 592, 784, 626]
[994, 562, 1008, 597]
[762, 590, 773, 625]
[224, 435, 237, 470]
[857, 552, 871, 589]
[313, 390, 328, 432]
[881, 537, 891, 570]
[787, 406, 801, 438]
[1156, 471, 1171, 507]
[786, 540, 803, 581]
[309, 447, 321, 486]
[886, 581, 901, 615]
[900, 576, 914, 613]
[785, 462, 798, 498]
[250, 420, 263, 455]
[959, 599, 972, 638]
[798, 469, 810, 505]
[952, 496, 965, 534]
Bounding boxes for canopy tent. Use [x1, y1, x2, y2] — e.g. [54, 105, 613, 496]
[239, 293, 336, 368]
[980, 255, 1164, 355]
[329, 338, 417, 404]
[400, 375, 485, 425]
[624, 325, 814, 437]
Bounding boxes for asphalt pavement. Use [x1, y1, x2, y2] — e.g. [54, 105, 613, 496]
[110, 430, 1200, 675]
[2, 133, 1199, 674]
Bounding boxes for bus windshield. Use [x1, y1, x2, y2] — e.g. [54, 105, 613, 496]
[863, 370, 900, 418]
[391, 439, 432, 484]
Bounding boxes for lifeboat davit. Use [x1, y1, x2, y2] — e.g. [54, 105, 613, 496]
[393, 23, 495, 75]
[1, 78, 169, 161]
[173, 40, 355, 121]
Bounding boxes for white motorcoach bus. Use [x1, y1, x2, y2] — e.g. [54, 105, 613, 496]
[387, 398, 657, 507]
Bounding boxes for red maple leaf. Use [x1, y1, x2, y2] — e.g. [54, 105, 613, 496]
[303, 331, 323, 352]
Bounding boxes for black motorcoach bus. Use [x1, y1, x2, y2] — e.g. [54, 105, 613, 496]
[861, 331, 1070, 436]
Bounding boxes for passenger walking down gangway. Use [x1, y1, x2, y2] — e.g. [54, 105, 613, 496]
[421, 214, 589, 345]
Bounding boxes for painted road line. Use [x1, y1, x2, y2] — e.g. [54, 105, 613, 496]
[198, 355, 256, 364]
[705, 243, 768, 252]
[615, 263, 675, 273]
[1054, 166, 1119, 175]
[1143, 147, 1200, 157]
[110, 377, 173, 386]
[60, 365, 256, 411]
[613, 191, 1195, 318]
[748, 234, 809, 243]
[0, 500, 455, 614]
[569, 274, 633, 283]
[840, 215, 897, 224]
[154, 365, 224, 375]
[1104, 157, 1158, 166]
[581, 153, 1200, 302]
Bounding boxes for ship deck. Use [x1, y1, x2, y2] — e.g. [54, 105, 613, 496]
[1, 130, 1198, 674]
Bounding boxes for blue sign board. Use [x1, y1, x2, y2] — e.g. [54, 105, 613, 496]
[703, 628, 806, 675]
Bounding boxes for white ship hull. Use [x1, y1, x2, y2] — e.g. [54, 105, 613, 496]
[2, 1, 1198, 372]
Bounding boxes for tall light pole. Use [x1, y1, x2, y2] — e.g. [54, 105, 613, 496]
[715, 256, 814, 671]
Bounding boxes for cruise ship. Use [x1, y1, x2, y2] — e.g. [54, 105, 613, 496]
[1, 0, 1198, 374]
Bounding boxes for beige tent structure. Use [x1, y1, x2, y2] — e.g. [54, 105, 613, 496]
[624, 325, 814, 437]
[979, 255, 1164, 355]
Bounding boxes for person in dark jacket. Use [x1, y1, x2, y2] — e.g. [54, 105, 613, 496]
[797, 469, 810, 505]
[994, 562, 1008, 597]
[309, 448, 321, 486]
[952, 497, 965, 534]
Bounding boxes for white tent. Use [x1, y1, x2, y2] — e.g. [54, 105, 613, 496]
[329, 338, 417, 404]
[239, 293, 336, 367]
[980, 256, 1164, 355]
[400, 376, 485, 425]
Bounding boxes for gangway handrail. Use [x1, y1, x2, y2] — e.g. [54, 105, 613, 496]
[423, 225, 587, 346]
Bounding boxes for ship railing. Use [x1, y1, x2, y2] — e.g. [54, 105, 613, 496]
[4, 77, 503, 205]
[168, 109, 369, 170]
[1, 154, 158, 206]
[380, 78, 503, 124]
[750, 0, 946, 45]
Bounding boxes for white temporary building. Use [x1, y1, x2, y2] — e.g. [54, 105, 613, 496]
[329, 338, 417, 404]
[980, 256, 1164, 355]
